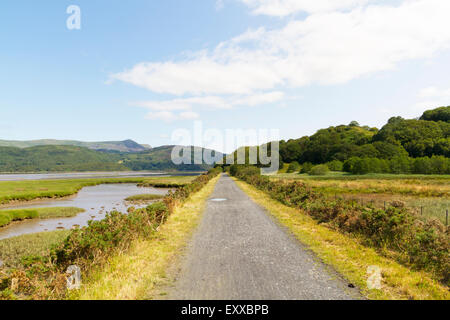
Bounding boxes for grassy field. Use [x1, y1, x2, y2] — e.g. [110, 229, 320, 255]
[0, 176, 196, 206]
[72, 175, 220, 300]
[0, 207, 85, 227]
[0, 230, 71, 268]
[271, 172, 450, 223]
[124, 194, 165, 203]
[235, 178, 449, 300]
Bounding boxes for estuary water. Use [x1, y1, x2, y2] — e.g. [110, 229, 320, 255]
[0, 183, 170, 240]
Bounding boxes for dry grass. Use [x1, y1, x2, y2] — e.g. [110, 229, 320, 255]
[235, 178, 450, 300]
[71, 175, 220, 300]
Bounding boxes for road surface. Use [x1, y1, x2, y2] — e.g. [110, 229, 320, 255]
[168, 174, 362, 300]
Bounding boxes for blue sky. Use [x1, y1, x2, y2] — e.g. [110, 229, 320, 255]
[1, 0, 450, 152]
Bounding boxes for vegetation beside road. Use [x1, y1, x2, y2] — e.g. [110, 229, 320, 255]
[230, 165, 449, 288]
[0, 207, 85, 228]
[0, 168, 222, 300]
[235, 178, 449, 300]
[75, 174, 220, 300]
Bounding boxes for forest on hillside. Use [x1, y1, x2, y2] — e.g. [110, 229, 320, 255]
[224, 106, 450, 175]
[277, 106, 450, 174]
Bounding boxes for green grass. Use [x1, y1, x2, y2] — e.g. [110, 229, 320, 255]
[0, 176, 196, 205]
[0, 230, 71, 268]
[125, 194, 165, 202]
[0, 207, 85, 227]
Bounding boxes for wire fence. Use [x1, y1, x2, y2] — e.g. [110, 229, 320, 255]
[331, 194, 449, 226]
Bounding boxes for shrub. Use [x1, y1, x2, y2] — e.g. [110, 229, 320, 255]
[231, 166, 449, 284]
[300, 162, 313, 174]
[286, 162, 300, 173]
[309, 164, 329, 176]
[327, 160, 343, 171]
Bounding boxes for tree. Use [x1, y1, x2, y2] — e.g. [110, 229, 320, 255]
[327, 160, 343, 171]
[286, 161, 300, 173]
[309, 164, 329, 176]
[420, 106, 450, 122]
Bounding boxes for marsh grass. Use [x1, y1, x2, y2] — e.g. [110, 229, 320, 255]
[124, 194, 165, 203]
[0, 176, 195, 206]
[0, 230, 71, 268]
[0, 207, 85, 227]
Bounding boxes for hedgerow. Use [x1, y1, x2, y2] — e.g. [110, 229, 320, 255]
[230, 165, 449, 285]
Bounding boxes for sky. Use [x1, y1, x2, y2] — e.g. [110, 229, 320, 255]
[1, 0, 450, 153]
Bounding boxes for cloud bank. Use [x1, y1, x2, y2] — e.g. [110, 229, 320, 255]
[112, 0, 450, 121]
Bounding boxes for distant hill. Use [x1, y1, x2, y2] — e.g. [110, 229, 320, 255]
[0, 139, 150, 153]
[0, 145, 127, 172]
[0, 144, 224, 173]
[122, 145, 224, 172]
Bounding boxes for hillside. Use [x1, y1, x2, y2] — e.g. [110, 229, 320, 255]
[277, 106, 449, 165]
[0, 145, 127, 172]
[222, 106, 450, 174]
[0, 144, 224, 173]
[122, 145, 224, 172]
[0, 139, 150, 153]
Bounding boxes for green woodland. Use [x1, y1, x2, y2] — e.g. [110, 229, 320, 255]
[0, 145, 219, 173]
[276, 106, 450, 174]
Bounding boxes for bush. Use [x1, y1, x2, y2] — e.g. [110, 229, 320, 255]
[286, 162, 301, 173]
[327, 160, 343, 171]
[309, 165, 329, 176]
[300, 162, 313, 174]
[231, 166, 449, 284]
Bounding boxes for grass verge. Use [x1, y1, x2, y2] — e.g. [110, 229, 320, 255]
[234, 178, 449, 300]
[0, 207, 85, 227]
[71, 175, 220, 300]
[0, 230, 71, 268]
[124, 194, 165, 203]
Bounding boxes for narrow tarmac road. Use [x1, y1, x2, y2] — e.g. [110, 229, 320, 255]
[169, 174, 362, 300]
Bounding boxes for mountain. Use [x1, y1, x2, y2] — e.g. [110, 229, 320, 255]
[0, 145, 127, 172]
[0, 144, 224, 173]
[0, 139, 151, 153]
[122, 145, 224, 172]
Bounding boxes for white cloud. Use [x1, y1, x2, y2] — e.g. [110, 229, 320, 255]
[113, 0, 450, 99]
[233, 91, 285, 106]
[180, 111, 200, 120]
[133, 91, 284, 121]
[239, 0, 373, 16]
